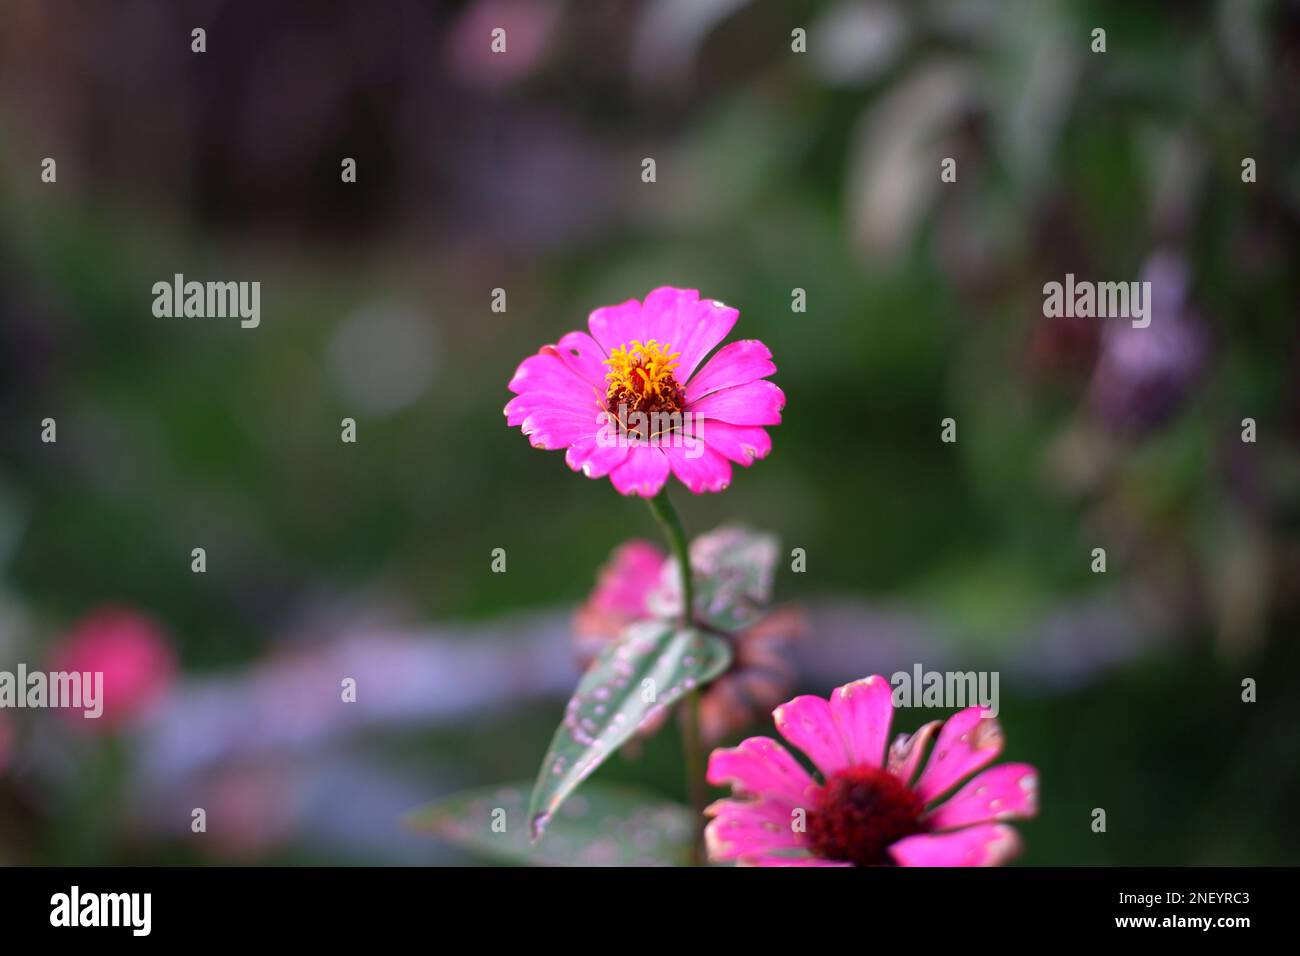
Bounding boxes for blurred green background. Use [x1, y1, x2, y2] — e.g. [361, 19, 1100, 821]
[1, 0, 1298, 865]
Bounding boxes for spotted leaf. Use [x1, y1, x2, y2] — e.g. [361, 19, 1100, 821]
[649, 525, 780, 632]
[527, 619, 731, 841]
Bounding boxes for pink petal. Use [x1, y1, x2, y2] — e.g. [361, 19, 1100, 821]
[503, 387, 600, 425]
[507, 350, 598, 400]
[704, 798, 806, 862]
[685, 340, 776, 404]
[504, 350, 603, 432]
[913, 708, 1005, 803]
[687, 380, 785, 426]
[829, 675, 894, 770]
[586, 298, 648, 355]
[639, 287, 739, 381]
[664, 443, 732, 494]
[608, 445, 670, 497]
[634, 287, 701, 351]
[706, 736, 818, 807]
[509, 406, 598, 450]
[927, 763, 1039, 830]
[773, 694, 851, 778]
[887, 720, 942, 785]
[552, 331, 609, 387]
[698, 422, 772, 466]
[705, 796, 791, 827]
[888, 823, 1023, 867]
[564, 436, 630, 478]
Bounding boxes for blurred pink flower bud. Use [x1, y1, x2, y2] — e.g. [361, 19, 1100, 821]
[446, 0, 562, 90]
[49, 606, 177, 731]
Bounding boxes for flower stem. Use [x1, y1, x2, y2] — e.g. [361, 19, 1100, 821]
[680, 683, 707, 865]
[646, 489, 706, 865]
[646, 490, 693, 626]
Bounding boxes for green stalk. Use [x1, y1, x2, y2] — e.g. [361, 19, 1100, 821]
[646, 490, 694, 625]
[646, 489, 706, 864]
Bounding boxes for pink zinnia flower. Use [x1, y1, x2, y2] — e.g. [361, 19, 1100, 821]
[574, 539, 803, 745]
[505, 287, 784, 496]
[705, 675, 1038, 866]
[49, 606, 177, 730]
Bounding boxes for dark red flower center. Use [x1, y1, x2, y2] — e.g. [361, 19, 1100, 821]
[806, 765, 929, 866]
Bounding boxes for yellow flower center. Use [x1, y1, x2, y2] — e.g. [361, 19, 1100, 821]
[604, 339, 681, 399]
[603, 339, 686, 438]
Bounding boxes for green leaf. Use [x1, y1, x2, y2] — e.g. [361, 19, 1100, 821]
[650, 525, 780, 633]
[526, 620, 731, 840]
[406, 781, 695, 866]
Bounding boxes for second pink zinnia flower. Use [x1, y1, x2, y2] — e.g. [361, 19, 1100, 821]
[705, 676, 1038, 866]
[505, 287, 784, 496]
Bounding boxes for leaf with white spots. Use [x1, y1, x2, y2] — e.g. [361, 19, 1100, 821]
[649, 525, 779, 633]
[527, 620, 731, 841]
[406, 781, 695, 866]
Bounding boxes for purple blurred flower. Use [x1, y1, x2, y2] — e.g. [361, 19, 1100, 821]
[1088, 249, 1209, 433]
